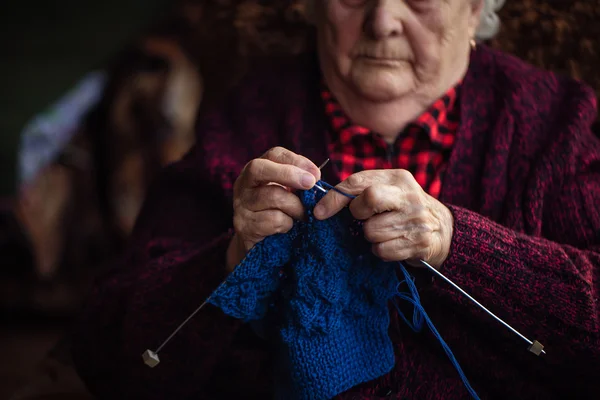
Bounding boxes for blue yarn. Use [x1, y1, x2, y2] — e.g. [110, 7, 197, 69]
[318, 180, 479, 399]
[208, 181, 479, 400]
[316, 180, 357, 199]
[394, 263, 480, 400]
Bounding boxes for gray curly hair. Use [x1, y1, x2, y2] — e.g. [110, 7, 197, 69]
[304, 0, 505, 41]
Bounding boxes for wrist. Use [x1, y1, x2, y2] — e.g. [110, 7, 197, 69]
[435, 204, 454, 268]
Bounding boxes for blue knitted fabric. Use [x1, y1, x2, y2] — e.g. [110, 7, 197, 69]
[208, 187, 400, 400]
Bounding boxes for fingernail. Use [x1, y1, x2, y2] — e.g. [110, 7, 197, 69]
[313, 204, 325, 219]
[301, 174, 314, 188]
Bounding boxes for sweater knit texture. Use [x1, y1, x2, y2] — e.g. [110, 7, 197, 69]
[209, 188, 398, 400]
[71, 45, 600, 399]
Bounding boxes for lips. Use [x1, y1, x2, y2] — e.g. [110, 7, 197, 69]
[361, 55, 401, 61]
[357, 55, 403, 65]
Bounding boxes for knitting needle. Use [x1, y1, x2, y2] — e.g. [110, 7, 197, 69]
[144, 163, 545, 368]
[143, 297, 213, 367]
[314, 159, 545, 355]
[144, 159, 335, 366]
[318, 158, 330, 170]
[144, 161, 334, 367]
[314, 159, 330, 193]
[418, 260, 545, 355]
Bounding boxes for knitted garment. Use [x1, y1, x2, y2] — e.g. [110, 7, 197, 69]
[208, 187, 399, 400]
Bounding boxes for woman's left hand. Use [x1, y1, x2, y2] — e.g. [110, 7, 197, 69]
[313, 170, 454, 269]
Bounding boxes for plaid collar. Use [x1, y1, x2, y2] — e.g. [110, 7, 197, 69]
[321, 83, 460, 148]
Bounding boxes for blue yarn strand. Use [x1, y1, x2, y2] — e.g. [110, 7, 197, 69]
[315, 180, 480, 400]
[394, 263, 480, 400]
[315, 180, 357, 199]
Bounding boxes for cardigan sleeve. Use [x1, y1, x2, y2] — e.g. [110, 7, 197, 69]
[438, 131, 600, 377]
[70, 143, 271, 399]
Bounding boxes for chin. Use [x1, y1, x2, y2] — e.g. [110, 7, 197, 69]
[349, 64, 414, 103]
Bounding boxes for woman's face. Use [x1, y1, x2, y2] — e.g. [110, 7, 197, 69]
[315, 0, 483, 103]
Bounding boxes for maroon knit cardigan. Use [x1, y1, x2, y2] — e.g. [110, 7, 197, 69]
[71, 46, 600, 399]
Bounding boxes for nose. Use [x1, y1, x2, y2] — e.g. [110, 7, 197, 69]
[365, 0, 404, 39]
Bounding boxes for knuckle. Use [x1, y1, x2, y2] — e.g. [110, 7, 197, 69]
[412, 206, 429, 222]
[396, 169, 413, 183]
[281, 217, 294, 233]
[406, 191, 423, 204]
[418, 221, 434, 234]
[264, 147, 280, 159]
[373, 241, 396, 261]
[266, 186, 284, 202]
[363, 186, 384, 209]
[272, 212, 292, 232]
[363, 222, 375, 242]
[248, 210, 263, 228]
[245, 159, 264, 178]
[372, 242, 384, 258]
[391, 239, 404, 254]
[232, 197, 245, 212]
[265, 187, 289, 210]
[266, 146, 290, 162]
[346, 172, 364, 188]
[233, 213, 246, 233]
[254, 217, 272, 237]
[412, 227, 431, 245]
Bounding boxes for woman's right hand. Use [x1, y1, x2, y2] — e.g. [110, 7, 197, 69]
[226, 147, 321, 271]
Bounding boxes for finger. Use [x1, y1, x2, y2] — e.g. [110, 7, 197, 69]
[244, 185, 305, 220]
[364, 213, 434, 244]
[234, 209, 294, 242]
[349, 184, 403, 220]
[313, 170, 390, 220]
[372, 238, 419, 262]
[363, 211, 405, 243]
[260, 147, 321, 181]
[313, 188, 352, 220]
[242, 158, 316, 190]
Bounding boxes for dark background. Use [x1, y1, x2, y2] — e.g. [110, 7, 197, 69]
[0, 0, 167, 196]
[0, 1, 165, 397]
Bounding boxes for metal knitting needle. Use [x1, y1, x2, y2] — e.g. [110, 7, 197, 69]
[315, 159, 545, 356]
[143, 297, 213, 367]
[144, 159, 334, 367]
[314, 158, 330, 194]
[144, 160, 545, 368]
[318, 158, 330, 170]
[419, 260, 545, 355]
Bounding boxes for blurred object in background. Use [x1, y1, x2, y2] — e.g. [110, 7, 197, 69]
[89, 34, 203, 242]
[7, 0, 312, 288]
[489, 0, 600, 105]
[16, 72, 107, 282]
[13, 31, 203, 284]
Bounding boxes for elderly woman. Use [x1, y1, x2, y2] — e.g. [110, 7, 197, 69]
[71, 0, 600, 399]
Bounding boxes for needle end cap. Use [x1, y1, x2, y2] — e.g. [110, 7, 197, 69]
[143, 349, 160, 367]
[528, 340, 544, 356]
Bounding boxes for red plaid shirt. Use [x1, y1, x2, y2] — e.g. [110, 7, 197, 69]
[322, 85, 460, 199]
